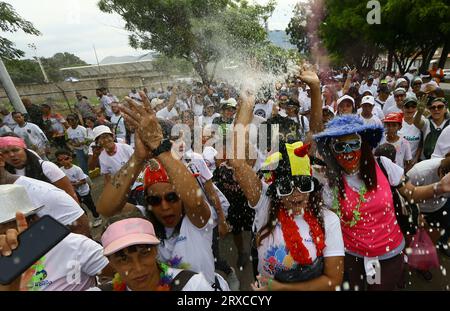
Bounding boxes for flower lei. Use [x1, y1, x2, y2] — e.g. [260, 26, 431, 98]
[278, 208, 325, 266]
[112, 263, 173, 291]
[332, 185, 367, 227]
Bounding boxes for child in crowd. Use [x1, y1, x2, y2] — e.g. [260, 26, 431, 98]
[382, 112, 413, 171]
[56, 149, 102, 228]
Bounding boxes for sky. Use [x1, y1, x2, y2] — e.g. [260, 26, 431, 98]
[2, 0, 298, 64]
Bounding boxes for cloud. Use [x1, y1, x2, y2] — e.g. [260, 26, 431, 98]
[4, 0, 295, 64]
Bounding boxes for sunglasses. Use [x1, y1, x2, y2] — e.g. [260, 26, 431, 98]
[332, 139, 362, 154]
[430, 105, 446, 111]
[146, 192, 180, 206]
[57, 156, 71, 162]
[276, 176, 315, 197]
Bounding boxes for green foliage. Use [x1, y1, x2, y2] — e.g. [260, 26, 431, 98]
[0, 2, 40, 59]
[286, 2, 310, 55]
[317, 0, 450, 73]
[98, 0, 275, 84]
[152, 54, 194, 75]
[4, 52, 88, 84]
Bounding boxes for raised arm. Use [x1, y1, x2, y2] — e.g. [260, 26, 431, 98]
[399, 171, 450, 203]
[298, 65, 322, 135]
[413, 95, 427, 130]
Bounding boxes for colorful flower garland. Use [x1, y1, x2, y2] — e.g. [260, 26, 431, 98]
[332, 185, 367, 227]
[112, 263, 173, 291]
[278, 208, 325, 265]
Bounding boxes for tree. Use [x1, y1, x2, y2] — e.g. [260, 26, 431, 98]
[0, 2, 40, 59]
[41, 52, 88, 82]
[317, 0, 450, 73]
[286, 2, 311, 56]
[98, 0, 275, 85]
[4, 52, 88, 84]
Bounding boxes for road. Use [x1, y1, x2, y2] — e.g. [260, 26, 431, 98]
[88, 176, 450, 291]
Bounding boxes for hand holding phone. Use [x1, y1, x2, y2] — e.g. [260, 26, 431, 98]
[0, 214, 70, 286]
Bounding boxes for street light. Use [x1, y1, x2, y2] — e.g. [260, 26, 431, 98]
[28, 43, 49, 83]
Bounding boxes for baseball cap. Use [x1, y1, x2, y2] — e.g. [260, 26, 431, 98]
[337, 95, 355, 107]
[221, 98, 237, 109]
[101, 218, 160, 256]
[361, 96, 375, 106]
[93, 125, 113, 141]
[383, 112, 403, 123]
[150, 98, 164, 109]
[403, 96, 418, 106]
[393, 88, 406, 95]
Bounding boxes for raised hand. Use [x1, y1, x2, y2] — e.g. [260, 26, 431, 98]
[0, 212, 28, 257]
[121, 91, 163, 152]
[417, 94, 428, 115]
[298, 63, 320, 87]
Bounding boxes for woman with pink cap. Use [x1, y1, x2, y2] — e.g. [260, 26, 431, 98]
[97, 212, 215, 291]
[96, 92, 229, 290]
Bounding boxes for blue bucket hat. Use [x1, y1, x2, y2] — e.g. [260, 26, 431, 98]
[314, 114, 383, 148]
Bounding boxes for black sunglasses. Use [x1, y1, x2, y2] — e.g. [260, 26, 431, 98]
[146, 192, 180, 206]
[276, 176, 315, 197]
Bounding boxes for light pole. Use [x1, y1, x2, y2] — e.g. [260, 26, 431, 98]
[0, 58, 26, 113]
[28, 43, 49, 83]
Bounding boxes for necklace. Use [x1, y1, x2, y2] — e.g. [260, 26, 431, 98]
[112, 263, 173, 291]
[332, 185, 367, 227]
[278, 208, 325, 266]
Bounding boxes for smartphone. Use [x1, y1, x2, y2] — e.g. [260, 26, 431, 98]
[0, 215, 70, 285]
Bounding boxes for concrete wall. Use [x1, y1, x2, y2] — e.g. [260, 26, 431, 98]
[0, 74, 175, 108]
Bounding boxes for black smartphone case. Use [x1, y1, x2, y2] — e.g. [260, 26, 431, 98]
[0, 215, 70, 285]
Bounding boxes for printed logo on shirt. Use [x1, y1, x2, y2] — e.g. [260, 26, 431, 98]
[263, 245, 296, 275]
[403, 135, 420, 142]
[21, 256, 52, 291]
[254, 109, 267, 119]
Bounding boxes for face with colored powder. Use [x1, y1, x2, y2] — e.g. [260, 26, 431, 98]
[332, 134, 362, 174]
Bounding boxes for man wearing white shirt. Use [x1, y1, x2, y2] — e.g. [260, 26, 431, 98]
[358, 95, 383, 126]
[12, 111, 49, 159]
[1, 107, 17, 130]
[110, 102, 127, 141]
[96, 88, 113, 118]
[359, 76, 378, 97]
[384, 88, 406, 114]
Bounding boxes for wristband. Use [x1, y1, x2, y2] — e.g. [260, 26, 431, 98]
[151, 139, 173, 157]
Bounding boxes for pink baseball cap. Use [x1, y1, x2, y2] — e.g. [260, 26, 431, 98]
[101, 218, 160, 256]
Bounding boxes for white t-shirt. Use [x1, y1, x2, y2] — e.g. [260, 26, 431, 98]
[202, 146, 218, 174]
[13, 122, 48, 149]
[250, 182, 345, 277]
[407, 158, 450, 213]
[14, 176, 84, 226]
[156, 107, 179, 120]
[381, 136, 413, 168]
[100, 95, 113, 118]
[398, 120, 423, 160]
[99, 143, 134, 176]
[432, 125, 450, 158]
[359, 83, 378, 97]
[60, 165, 90, 196]
[201, 113, 221, 126]
[382, 95, 396, 115]
[357, 106, 384, 121]
[158, 215, 216, 284]
[66, 125, 87, 150]
[14, 160, 66, 183]
[0, 124, 12, 135]
[358, 114, 383, 127]
[2, 112, 17, 130]
[253, 102, 274, 120]
[110, 114, 126, 140]
[384, 104, 403, 114]
[20, 233, 108, 291]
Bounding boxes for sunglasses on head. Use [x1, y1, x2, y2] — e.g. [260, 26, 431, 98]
[146, 192, 180, 206]
[276, 176, 315, 197]
[332, 139, 362, 154]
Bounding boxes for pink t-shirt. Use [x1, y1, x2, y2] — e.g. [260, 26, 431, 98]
[339, 163, 403, 257]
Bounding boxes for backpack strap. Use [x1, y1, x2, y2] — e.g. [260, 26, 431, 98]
[170, 270, 198, 291]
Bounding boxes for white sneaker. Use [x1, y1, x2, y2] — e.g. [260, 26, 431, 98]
[226, 267, 240, 291]
[92, 218, 103, 228]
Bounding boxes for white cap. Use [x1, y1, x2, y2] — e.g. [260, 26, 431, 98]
[361, 89, 374, 96]
[395, 78, 407, 87]
[0, 185, 43, 224]
[430, 60, 438, 64]
[361, 95, 375, 106]
[150, 98, 164, 109]
[337, 95, 355, 107]
[220, 98, 237, 108]
[93, 125, 113, 141]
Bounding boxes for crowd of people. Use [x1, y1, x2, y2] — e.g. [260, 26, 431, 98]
[1, 60, 450, 292]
